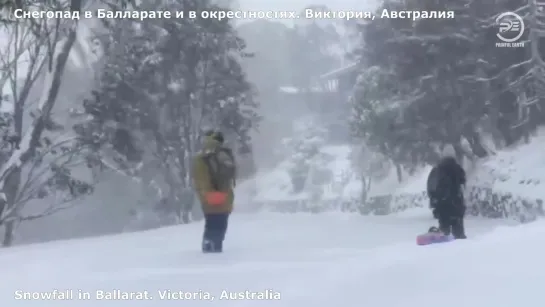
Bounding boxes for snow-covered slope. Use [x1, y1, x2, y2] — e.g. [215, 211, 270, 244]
[237, 145, 360, 205]
[238, 129, 545, 218]
[241, 134, 545, 205]
[0, 209, 517, 306]
[377, 131, 545, 201]
[468, 132, 545, 200]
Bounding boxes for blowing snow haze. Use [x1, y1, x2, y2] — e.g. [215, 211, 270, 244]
[236, 0, 375, 12]
[1, 0, 545, 306]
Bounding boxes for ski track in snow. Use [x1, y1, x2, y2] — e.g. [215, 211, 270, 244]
[0, 209, 526, 306]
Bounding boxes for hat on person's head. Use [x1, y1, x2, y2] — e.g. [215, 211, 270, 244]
[204, 130, 224, 143]
[213, 131, 224, 143]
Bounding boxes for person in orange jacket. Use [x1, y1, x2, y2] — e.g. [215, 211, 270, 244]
[192, 130, 236, 253]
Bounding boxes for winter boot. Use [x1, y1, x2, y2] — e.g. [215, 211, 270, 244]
[428, 226, 441, 233]
[214, 240, 223, 253]
[451, 218, 467, 239]
[202, 238, 215, 253]
[437, 216, 452, 235]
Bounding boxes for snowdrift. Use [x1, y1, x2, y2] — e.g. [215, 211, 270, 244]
[0, 210, 533, 307]
[239, 131, 545, 221]
[323, 220, 545, 307]
[236, 145, 361, 212]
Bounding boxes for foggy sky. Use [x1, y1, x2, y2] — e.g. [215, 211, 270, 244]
[237, 0, 377, 13]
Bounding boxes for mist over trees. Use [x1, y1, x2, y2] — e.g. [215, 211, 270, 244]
[350, 0, 545, 180]
[0, 0, 260, 246]
[237, 5, 348, 168]
[2, 0, 342, 246]
[76, 0, 259, 225]
[2, 0, 542, 247]
[0, 0, 96, 246]
[239, 5, 346, 96]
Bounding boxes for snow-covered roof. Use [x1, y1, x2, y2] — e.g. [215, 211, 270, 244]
[319, 62, 358, 80]
[278, 86, 329, 93]
[278, 86, 299, 93]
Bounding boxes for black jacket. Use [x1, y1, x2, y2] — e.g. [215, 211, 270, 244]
[427, 157, 466, 205]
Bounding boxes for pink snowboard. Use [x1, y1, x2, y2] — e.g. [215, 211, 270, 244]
[416, 232, 453, 245]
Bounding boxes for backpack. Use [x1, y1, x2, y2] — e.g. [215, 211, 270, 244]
[203, 147, 236, 191]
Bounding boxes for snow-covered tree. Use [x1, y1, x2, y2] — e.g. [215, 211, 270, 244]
[287, 5, 342, 94]
[350, 0, 545, 174]
[0, 0, 97, 247]
[74, 0, 259, 225]
[283, 117, 328, 193]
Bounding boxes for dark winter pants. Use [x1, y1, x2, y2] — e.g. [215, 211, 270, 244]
[202, 213, 229, 253]
[433, 199, 467, 239]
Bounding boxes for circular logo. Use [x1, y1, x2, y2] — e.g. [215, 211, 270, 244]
[496, 12, 524, 43]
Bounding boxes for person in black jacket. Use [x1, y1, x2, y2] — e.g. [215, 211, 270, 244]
[426, 156, 467, 239]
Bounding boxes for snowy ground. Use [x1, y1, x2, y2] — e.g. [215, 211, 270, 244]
[468, 132, 545, 199]
[0, 209, 522, 306]
[242, 129, 545, 210]
[237, 145, 360, 205]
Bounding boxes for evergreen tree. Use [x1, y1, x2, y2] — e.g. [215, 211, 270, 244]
[75, 0, 259, 224]
[350, 0, 545, 174]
